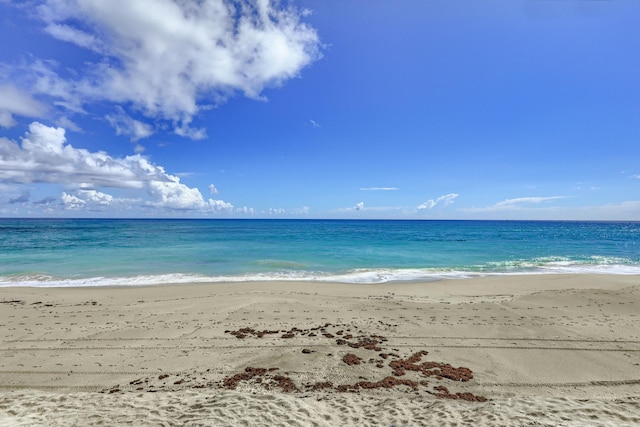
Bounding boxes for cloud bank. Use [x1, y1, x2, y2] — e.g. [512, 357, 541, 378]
[0, 122, 232, 213]
[4, 0, 321, 137]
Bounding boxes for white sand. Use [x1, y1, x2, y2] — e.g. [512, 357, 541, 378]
[1, 274, 639, 426]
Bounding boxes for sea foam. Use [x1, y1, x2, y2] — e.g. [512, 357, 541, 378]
[2, 260, 640, 287]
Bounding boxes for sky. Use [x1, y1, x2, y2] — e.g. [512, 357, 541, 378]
[0, 0, 638, 220]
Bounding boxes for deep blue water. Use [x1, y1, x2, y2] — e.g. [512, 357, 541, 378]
[1, 219, 639, 286]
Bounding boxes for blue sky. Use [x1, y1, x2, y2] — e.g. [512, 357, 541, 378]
[0, 0, 638, 219]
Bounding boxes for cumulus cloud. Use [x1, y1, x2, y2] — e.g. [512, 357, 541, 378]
[60, 191, 86, 209]
[0, 85, 48, 128]
[60, 189, 117, 211]
[147, 180, 232, 211]
[77, 189, 114, 205]
[24, 0, 321, 135]
[61, 189, 121, 211]
[0, 122, 167, 188]
[417, 193, 459, 210]
[0, 122, 233, 213]
[354, 202, 364, 211]
[208, 184, 219, 195]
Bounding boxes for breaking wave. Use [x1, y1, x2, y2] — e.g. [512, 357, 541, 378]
[2, 257, 639, 287]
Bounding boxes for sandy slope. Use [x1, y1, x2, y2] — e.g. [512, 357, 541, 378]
[0, 275, 639, 426]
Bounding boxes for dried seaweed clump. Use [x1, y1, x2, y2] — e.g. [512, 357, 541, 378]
[432, 385, 487, 402]
[342, 353, 363, 366]
[223, 367, 298, 393]
[390, 351, 474, 381]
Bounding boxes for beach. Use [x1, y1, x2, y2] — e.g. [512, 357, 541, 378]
[0, 274, 639, 426]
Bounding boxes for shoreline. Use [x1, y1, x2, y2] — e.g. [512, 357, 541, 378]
[4, 264, 640, 288]
[2, 271, 634, 294]
[6, 266, 640, 289]
[1, 274, 639, 425]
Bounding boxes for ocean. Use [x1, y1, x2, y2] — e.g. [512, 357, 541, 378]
[1, 219, 639, 287]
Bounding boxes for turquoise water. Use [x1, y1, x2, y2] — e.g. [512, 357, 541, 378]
[1, 219, 639, 286]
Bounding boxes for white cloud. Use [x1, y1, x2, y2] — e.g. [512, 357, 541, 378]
[418, 193, 459, 210]
[61, 189, 115, 210]
[310, 119, 321, 128]
[55, 116, 82, 132]
[25, 0, 321, 135]
[61, 191, 86, 209]
[28, 60, 85, 114]
[148, 180, 222, 211]
[0, 85, 48, 128]
[208, 184, 219, 195]
[236, 206, 254, 214]
[211, 199, 234, 211]
[78, 189, 113, 205]
[146, 177, 234, 212]
[0, 122, 234, 213]
[354, 201, 364, 211]
[43, 23, 101, 52]
[148, 175, 235, 212]
[494, 196, 567, 208]
[174, 121, 207, 141]
[0, 111, 15, 129]
[360, 187, 399, 191]
[0, 122, 166, 188]
[438, 193, 459, 206]
[417, 200, 436, 210]
[106, 106, 155, 141]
